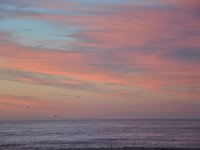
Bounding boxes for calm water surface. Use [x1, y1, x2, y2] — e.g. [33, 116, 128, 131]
[0, 120, 200, 149]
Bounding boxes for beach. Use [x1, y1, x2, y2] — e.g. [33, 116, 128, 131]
[0, 146, 200, 150]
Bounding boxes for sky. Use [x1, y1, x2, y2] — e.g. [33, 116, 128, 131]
[0, 0, 200, 120]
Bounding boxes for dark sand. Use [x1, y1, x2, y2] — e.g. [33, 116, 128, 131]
[67, 148, 199, 150]
[0, 145, 200, 150]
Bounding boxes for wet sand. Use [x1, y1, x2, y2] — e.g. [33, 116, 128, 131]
[0, 145, 199, 150]
[68, 148, 199, 150]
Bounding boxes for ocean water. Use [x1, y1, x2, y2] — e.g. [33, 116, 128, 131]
[0, 120, 200, 149]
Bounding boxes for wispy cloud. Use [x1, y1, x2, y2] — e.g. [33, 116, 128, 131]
[0, 0, 199, 119]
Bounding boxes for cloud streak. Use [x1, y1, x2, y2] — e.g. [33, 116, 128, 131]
[0, 0, 199, 119]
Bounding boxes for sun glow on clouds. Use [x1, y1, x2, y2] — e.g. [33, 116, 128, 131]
[0, 0, 200, 120]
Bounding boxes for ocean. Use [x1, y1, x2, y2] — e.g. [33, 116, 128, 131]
[0, 119, 200, 149]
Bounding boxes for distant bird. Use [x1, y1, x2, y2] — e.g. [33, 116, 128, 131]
[26, 105, 29, 109]
[77, 96, 80, 98]
[54, 115, 57, 118]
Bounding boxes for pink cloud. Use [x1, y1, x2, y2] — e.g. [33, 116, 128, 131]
[0, 0, 200, 119]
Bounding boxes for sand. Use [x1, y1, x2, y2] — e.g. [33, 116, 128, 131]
[0, 145, 199, 150]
